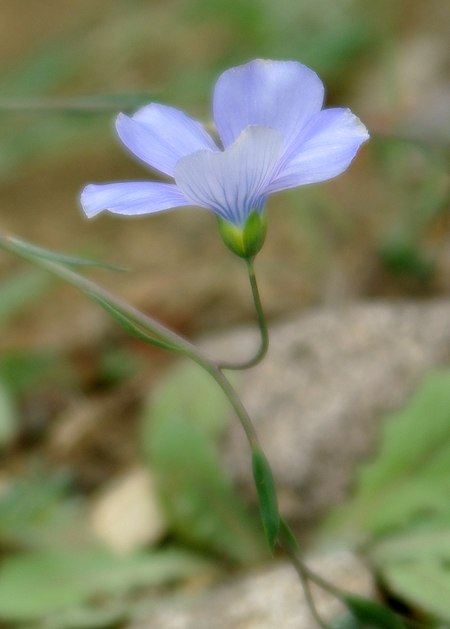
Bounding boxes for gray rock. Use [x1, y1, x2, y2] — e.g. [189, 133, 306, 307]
[131, 551, 372, 629]
[205, 300, 450, 522]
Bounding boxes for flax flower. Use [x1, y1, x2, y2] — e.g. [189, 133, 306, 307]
[81, 59, 368, 254]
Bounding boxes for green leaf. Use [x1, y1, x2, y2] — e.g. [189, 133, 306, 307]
[142, 361, 267, 565]
[0, 350, 76, 397]
[341, 594, 406, 628]
[371, 519, 450, 564]
[0, 546, 211, 622]
[322, 370, 450, 623]
[370, 524, 450, 622]
[378, 559, 450, 623]
[2, 235, 126, 272]
[0, 233, 191, 356]
[0, 472, 83, 549]
[36, 602, 128, 629]
[324, 370, 450, 539]
[252, 447, 280, 551]
[147, 361, 232, 440]
[89, 293, 177, 352]
[0, 378, 16, 447]
[279, 517, 300, 552]
[328, 612, 362, 629]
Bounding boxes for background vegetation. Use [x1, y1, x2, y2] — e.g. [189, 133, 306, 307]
[0, 0, 449, 627]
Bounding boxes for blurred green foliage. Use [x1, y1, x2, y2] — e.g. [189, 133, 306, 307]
[0, 472, 82, 550]
[0, 360, 263, 628]
[0, 1, 449, 627]
[0, 0, 448, 292]
[0, 546, 213, 626]
[0, 351, 75, 398]
[374, 137, 450, 285]
[0, 269, 51, 326]
[322, 370, 450, 624]
[142, 361, 267, 565]
[0, 0, 391, 176]
[0, 378, 15, 448]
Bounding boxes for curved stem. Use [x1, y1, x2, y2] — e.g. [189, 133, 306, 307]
[218, 257, 269, 370]
[279, 519, 332, 628]
[297, 561, 343, 599]
[190, 357, 261, 449]
[294, 568, 330, 629]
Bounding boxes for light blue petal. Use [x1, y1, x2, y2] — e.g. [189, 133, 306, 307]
[267, 108, 369, 192]
[213, 59, 324, 151]
[80, 181, 192, 218]
[174, 126, 283, 225]
[116, 104, 218, 177]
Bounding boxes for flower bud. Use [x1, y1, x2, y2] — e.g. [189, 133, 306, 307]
[218, 211, 267, 259]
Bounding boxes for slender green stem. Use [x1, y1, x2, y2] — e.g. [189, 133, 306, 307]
[209, 366, 342, 629]
[218, 257, 269, 370]
[192, 358, 261, 449]
[295, 566, 330, 629]
[279, 519, 331, 628]
[298, 562, 343, 599]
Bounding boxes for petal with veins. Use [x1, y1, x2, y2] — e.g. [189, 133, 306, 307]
[80, 181, 191, 218]
[116, 104, 218, 177]
[174, 126, 283, 225]
[268, 108, 369, 191]
[213, 59, 324, 154]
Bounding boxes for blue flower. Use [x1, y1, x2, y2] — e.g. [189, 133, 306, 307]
[81, 59, 369, 243]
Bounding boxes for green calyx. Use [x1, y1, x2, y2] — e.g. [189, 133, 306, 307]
[218, 211, 267, 259]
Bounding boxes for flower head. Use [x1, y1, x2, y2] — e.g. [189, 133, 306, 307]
[81, 59, 369, 256]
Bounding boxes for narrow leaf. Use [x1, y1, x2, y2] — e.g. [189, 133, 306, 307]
[0, 547, 211, 622]
[379, 558, 450, 622]
[342, 594, 406, 629]
[279, 517, 300, 553]
[370, 523, 450, 622]
[38, 602, 128, 629]
[89, 293, 179, 353]
[328, 612, 362, 629]
[324, 370, 450, 539]
[2, 235, 126, 271]
[0, 233, 192, 356]
[0, 378, 16, 447]
[252, 447, 280, 551]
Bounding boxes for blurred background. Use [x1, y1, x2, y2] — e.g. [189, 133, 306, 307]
[0, 0, 449, 626]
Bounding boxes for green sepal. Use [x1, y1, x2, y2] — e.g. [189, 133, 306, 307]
[218, 211, 267, 259]
[341, 594, 406, 628]
[252, 447, 280, 551]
